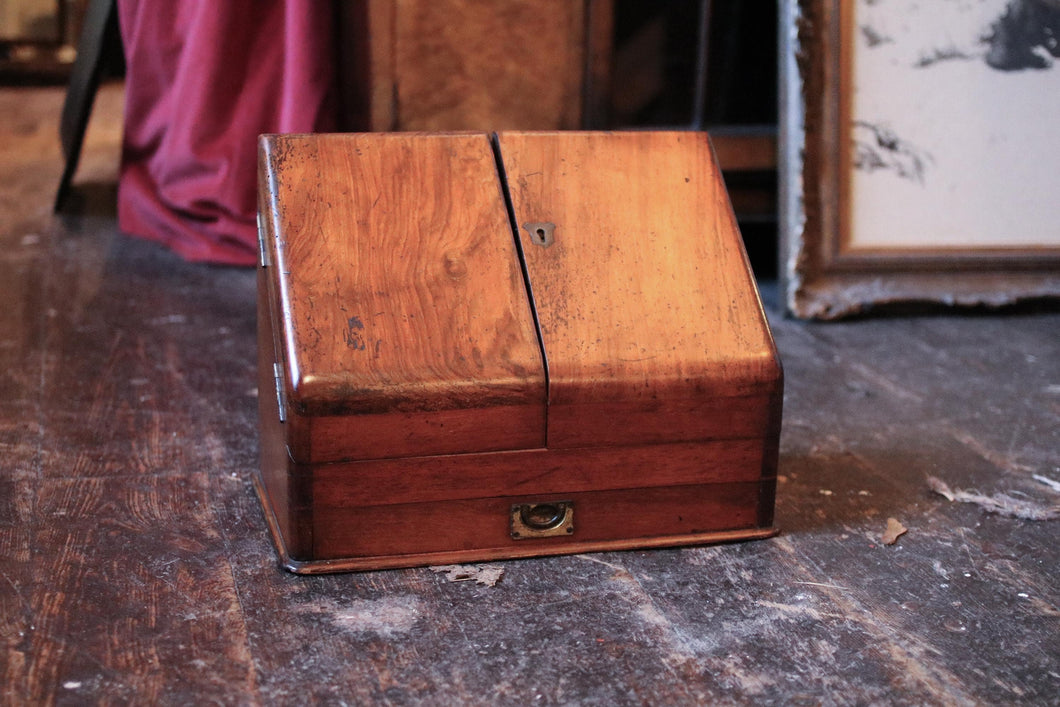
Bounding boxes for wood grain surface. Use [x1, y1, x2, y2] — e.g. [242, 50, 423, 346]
[5, 86, 1060, 705]
[391, 0, 587, 131]
[497, 131, 782, 448]
[309, 440, 769, 509]
[258, 133, 546, 461]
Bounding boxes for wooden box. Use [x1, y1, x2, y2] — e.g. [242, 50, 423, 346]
[256, 131, 782, 573]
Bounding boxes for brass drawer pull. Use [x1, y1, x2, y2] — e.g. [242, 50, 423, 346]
[511, 501, 574, 539]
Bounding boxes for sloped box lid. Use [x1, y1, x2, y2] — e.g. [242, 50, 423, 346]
[258, 133, 547, 465]
[258, 131, 781, 465]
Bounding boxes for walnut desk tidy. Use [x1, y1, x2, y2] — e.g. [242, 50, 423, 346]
[255, 131, 782, 573]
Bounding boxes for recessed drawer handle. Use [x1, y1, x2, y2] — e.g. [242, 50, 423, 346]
[510, 501, 574, 539]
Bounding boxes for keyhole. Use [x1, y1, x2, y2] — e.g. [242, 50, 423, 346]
[522, 222, 555, 248]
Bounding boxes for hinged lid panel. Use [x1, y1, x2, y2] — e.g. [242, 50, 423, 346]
[259, 133, 546, 463]
[496, 131, 781, 449]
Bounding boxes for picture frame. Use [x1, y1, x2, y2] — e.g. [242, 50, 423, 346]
[779, 0, 1060, 319]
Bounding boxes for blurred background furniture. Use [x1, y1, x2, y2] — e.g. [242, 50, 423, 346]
[47, 0, 779, 272]
[53, 0, 116, 211]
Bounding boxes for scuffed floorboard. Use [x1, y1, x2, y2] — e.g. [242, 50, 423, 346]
[1, 85, 1057, 705]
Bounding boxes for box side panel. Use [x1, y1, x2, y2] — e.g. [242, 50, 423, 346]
[757, 377, 785, 529]
[256, 267, 312, 561]
[259, 133, 546, 462]
[496, 131, 782, 449]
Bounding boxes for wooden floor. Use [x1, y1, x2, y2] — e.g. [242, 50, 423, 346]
[2, 85, 1058, 705]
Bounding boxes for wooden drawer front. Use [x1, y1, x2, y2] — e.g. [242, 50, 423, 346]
[310, 481, 771, 563]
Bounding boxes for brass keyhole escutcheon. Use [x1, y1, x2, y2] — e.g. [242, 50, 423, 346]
[510, 501, 574, 539]
[522, 222, 555, 248]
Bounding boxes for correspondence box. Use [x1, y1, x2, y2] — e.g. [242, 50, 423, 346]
[256, 131, 782, 573]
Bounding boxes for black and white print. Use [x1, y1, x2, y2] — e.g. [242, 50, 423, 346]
[849, 0, 1060, 249]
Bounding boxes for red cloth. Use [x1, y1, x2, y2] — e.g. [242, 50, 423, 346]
[117, 1, 336, 265]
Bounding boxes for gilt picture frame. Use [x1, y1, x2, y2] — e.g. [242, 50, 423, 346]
[780, 0, 1060, 319]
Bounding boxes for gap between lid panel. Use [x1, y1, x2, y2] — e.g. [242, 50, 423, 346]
[490, 131, 551, 449]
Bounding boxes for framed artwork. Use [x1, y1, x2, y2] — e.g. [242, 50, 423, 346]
[780, 0, 1060, 318]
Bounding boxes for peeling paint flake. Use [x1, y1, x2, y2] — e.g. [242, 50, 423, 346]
[431, 564, 504, 587]
[928, 476, 1060, 521]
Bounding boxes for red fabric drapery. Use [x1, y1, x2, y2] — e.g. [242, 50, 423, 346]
[117, 1, 337, 265]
